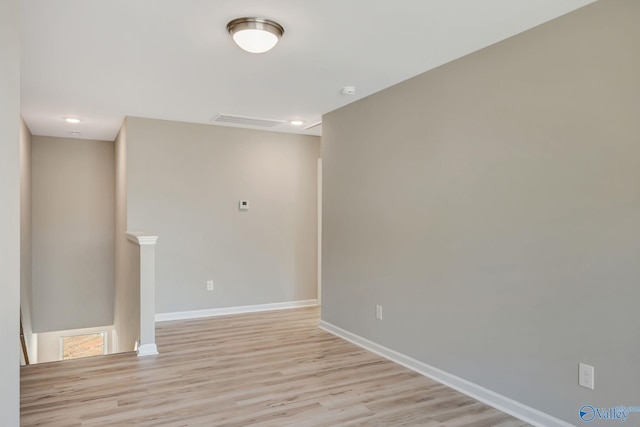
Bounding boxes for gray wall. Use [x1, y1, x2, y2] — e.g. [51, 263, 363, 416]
[125, 117, 320, 314]
[322, 0, 640, 425]
[32, 136, 115, 332]
[113, 121, 139, 352]
[20, 118, 37, 364]
[0, 0, 20, 422]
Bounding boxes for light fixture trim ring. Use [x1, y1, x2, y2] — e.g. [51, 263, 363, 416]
[227, 17, 285, 38]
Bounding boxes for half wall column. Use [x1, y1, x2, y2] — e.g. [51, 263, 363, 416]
[126, 232, 159, 357]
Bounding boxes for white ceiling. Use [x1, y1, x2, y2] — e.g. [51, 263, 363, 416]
[20, 0, 596, 141]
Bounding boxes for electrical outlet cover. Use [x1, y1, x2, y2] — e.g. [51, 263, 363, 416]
[375, 305, 383, 320]
[579, 363, 594, 390]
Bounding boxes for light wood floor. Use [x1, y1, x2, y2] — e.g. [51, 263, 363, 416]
[21, 307, 531, 426]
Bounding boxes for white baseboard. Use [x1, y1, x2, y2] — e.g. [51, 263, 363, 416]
[137, 343, 158, 357]
[319, 321, 574, 427]
[156, 299, 319, 322]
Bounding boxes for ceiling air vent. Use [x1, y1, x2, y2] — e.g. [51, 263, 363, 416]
[212, 114, 285, 128]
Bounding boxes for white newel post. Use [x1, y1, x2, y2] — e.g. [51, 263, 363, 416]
[126, 232, 159, 357]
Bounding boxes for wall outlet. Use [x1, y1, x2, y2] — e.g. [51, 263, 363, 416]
[579, 363, 594, 390]
[375, 305, 383, 320]
[206, 280, 214, 291]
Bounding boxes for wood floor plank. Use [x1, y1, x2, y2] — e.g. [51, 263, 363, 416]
[21, 307, 531, 426]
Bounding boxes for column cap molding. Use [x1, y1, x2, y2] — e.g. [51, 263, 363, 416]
[126, 231, 159, 246]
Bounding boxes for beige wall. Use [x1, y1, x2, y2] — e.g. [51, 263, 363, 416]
[125, 117, 320, 314]
[0, 0, 21, 422]
[113, 121, 140, 352]
[20, 118, 37, 364]
[32, 136, 115, 332]
[322, 0, 640, 424]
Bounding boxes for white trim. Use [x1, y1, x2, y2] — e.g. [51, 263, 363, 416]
[156, 299, 319, 322]
[317, 158, 322, 305]
[112, 330, 118, 354]
[319, 320, 574, 427]
[102, 331, 108, 355]
[137, 343, 159, 357]
[126, 231, 159, 245]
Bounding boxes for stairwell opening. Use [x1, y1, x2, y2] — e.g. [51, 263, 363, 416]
[62, 332, 106, 360]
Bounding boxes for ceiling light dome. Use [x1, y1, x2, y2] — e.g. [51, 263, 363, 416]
[227, 17, 284, 53]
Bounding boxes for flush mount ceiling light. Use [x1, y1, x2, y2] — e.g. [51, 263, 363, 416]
[289, 120, 304, 126]
[227, 17, 284, 53]
[64, 117, 81, 124]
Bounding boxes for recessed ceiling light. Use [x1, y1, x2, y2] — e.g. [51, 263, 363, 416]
[64, 117, 81, 124]
[289, 120, 304, 126]
[227, 17, 284, 53]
